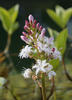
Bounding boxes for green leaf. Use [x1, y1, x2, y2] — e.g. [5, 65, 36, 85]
[0, 5, 19, 35]
[46, 9, 64, 28]
[49, 59, 59, 69]
[12, 22, 19, 33]
[55, 28, 68, 54]
[0, 7, 11, 32]
[55, 5, 65, 17]
[48, 27, 59, 40]
[47, 5, 72, 28]
[63, 8, 72, 26]
[8, 4, 19, 23]
[9, 22, 19, 35]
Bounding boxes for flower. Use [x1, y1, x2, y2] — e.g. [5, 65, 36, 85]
[32, 59, 53, 75]
[19, 14, 62, 80]
[48, 71, 56, 80]
[22, 68, 32, 78]
[19, 45, 32, 58]
[53, 48, 62, 61]
[41, 28, 46, 37]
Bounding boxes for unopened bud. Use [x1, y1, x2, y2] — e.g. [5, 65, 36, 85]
[28, 14, 34, 23]
[39, 26, 43, 31]
[20, 35, 28, 42]
[32, 24, 35, 28]
[24, 25, 28, 30]
[25, 20, 29, 26]
[34, 20, 37, 24]
[36, 23, 40, 29]
[52, 48, 55, 52]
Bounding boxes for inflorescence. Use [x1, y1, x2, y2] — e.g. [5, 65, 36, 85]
[19, 14, 61, 80]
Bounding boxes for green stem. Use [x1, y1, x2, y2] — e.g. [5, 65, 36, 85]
[54, 90, 56, 100]
[42, 74, 46, 100]
[4, 34, 11, 54]
[4, 34, 14, 70]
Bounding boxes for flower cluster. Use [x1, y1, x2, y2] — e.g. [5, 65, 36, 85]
[19, 14, 61, 80]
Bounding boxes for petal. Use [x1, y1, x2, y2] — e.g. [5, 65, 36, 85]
[36, 68, 40, 75]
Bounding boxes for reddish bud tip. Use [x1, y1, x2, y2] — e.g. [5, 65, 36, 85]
[28, 14, 34, 23]
[25, 20, 29, 26]
[36, 23, 40, 29]
[34, 20, 37, 24]
[39, 26, 43, 31]
[32, 24, 35, 28]
[52, 48, 55, 52]
[24, 25, 28, 30]
[22, 32, 27, 36]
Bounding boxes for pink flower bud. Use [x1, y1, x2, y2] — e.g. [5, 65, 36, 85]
[25, 20, 29, 26]
[22, 32, 27, 37]
[28, 14, 34, 23]
[34, 20, 37, 24]
[32, 24, 35, 28]
[41, 28, 46, 37]
[20, 35, 28, 43]
[52, 48, 55, 52]
[24, 25, 28, 30]
[29, 30, 32, 35]
[39, 26, 43, 31]
[36, 23, 40, 29]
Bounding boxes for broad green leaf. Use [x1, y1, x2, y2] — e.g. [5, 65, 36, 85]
[63, 8, 72, 26]
[47, 5, 72, 28]
[55, 28, 68, 54]
[46, 9, 64, 28]
[9, 4, 19, 23]
[0, 7, 11, 32]
[8, 22, 19, 35]
[0, 5, 19, 35]
[48, 27, 59, 40]
[55, 5, 65, 17]
[49, 59, 59, 69]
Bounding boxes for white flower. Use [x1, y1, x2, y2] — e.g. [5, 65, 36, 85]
[22, 68, 32, 78]
[43, 36, 54, 46]
[0, 77, 7, 89]
[37, 41, 44, 52]
[19, 45, 32, 58]
[37, 35, 54, 54]
[53, 48, 62, 61]
[41, 28, 46, 37]
[32, 59, 53, 75]
[45, 64, 53, 72]
[48, 71, 56, 80]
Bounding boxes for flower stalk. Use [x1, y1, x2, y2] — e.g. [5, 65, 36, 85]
[42, 74, 46, 100]
[4, 34, 11, 54]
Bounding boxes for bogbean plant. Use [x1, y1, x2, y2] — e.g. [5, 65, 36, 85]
[0, 4, 71, 100]
[19, 14, 67, 100]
